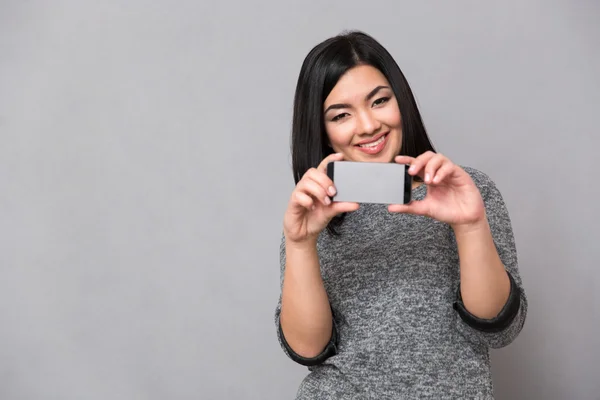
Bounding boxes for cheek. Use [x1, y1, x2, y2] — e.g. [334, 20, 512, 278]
[383, 104, 402, 128]
[326, 124, 354, 148]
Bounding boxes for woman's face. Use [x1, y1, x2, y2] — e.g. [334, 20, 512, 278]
[323, 65, 402, 163]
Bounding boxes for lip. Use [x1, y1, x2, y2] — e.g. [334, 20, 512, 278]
[355, 131, 389, 145]
[355, 132, 390, 155]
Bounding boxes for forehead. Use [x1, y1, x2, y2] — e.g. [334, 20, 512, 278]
[324, 65, 390, 106]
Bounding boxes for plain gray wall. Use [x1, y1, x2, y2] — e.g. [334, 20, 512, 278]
[1, 1, 598, 399]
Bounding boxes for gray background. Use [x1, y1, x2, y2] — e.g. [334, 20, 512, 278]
[0, 1, 598, 399]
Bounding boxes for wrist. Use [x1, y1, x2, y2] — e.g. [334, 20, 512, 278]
[451, 215, 489, 238]
[285, 236, 318, 252]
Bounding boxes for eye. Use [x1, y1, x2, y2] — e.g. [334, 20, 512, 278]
[372, 97, 390, 107]
[331, 112, 349, 122]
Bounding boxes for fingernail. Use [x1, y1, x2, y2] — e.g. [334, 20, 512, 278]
[324, 197, 331, 205]
[328, 186, 336, 195]
[425, 173, 430, 182]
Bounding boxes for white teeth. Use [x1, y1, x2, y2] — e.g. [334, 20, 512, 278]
[359, 135, 386, 148]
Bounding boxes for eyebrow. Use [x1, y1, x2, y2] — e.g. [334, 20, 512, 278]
[324, 85, 390, 114]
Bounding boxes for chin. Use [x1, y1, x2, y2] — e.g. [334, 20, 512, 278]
[347, 151, 392, 163]
[356, 145, 400, 163]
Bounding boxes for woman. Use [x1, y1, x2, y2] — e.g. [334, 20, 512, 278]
[274, 31, 527, 399]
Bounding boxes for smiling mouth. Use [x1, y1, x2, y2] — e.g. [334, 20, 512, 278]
[356, 132, 389, 149]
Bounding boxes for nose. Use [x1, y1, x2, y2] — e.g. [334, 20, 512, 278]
[356, 109, 381, 136]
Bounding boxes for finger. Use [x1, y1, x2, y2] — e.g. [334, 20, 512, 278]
[328, 201, 360, 215]
[432, 161, 455, 184]
[298, 178, 331, 206]
[394, 155, 415, 166]
[424, 154, 446, 184]
[406, 151, 436, 177]
[292, 190, 314, 210]
[305, 168, 336, 197]
[388, 200, 430, 216]
[318, 152, 344, 173]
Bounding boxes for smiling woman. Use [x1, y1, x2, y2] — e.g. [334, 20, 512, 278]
[289, 32, 435, 187]
[274, 31, 527, 399]
[323, 72, 402, 160]
[325, 72, 402, 162]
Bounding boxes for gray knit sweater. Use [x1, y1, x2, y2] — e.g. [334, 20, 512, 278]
[274, 166, 527, 399]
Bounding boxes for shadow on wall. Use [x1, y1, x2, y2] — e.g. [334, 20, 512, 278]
[490, 186, 596, 400]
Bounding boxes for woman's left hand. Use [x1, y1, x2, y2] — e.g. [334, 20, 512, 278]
[389, 152, 486, 229]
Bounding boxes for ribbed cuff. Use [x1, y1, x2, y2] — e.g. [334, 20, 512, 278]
[453, 271, 521, 333]
[278, 318, 338, 366]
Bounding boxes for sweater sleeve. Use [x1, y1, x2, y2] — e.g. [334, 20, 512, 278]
[274, 234, 338, 366]
[453, 168, 528, 349]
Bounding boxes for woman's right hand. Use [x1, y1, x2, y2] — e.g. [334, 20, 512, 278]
[283, 153, 360, 245]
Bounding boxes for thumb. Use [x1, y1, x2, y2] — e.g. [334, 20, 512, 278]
[327, 201, 360, 217]
[388, 200, 430, 216]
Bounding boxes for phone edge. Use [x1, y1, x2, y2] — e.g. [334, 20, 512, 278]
[326, 161, 335, 201]
[404, 164, 412, 204]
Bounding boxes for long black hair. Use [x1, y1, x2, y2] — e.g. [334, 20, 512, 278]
[290, 30, 435, 235]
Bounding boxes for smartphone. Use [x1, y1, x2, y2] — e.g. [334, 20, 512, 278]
[326, 161, 412, 204]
